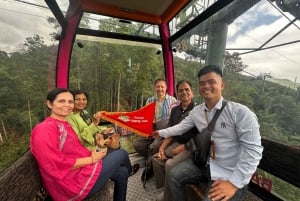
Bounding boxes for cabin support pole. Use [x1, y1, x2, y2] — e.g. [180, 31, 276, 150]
[159, 23, 175, 96]
[206, 19, 228, 69]
[56, 1, 82, 88]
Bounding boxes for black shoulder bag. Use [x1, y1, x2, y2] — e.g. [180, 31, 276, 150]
[188, 100, 227, 168]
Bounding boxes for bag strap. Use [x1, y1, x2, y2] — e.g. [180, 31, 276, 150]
[207, 100, 227, 131]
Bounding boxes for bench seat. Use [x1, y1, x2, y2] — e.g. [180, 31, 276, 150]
[0, 150, 113, 201]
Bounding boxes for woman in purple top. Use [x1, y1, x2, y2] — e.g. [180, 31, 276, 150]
[30, 88, 131, 201]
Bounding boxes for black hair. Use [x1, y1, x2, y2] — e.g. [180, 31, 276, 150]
[46, 88, 72, 110]
[197, 65, 223, 78]
[176, 80, 192, 92]
[47, 88, 72, 102]
[71, 89, 89, 101]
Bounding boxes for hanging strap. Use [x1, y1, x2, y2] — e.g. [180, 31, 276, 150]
[207, 100, 227, 132]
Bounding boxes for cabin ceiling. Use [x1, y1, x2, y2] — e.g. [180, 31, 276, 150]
[80, 0, 190, 24]
[48, 0, 236, 43]
[90, 0, 173, 16]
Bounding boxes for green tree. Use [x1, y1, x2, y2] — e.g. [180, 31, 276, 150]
[223, 52, 248, 74]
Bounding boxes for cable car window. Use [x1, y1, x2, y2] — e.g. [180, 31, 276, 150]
[69, 35, 164, 112]
[0, 0, 59, 172]
[80, 13, 161, 40]
[55, 0, 69, 16]
[172, 1, 300, 200]
[0, 1, 299, 200]
[172, 0, 300, 147]
[169, 0, 216, 36]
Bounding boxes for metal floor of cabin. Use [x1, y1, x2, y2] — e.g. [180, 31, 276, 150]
[118, 134, 162, 201]
[127, 153, 163, 201]
[94, 150, 161, 201]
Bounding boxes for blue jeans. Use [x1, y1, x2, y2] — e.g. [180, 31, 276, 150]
[87, 149, 131, 201]
[168, 158, 247, 201]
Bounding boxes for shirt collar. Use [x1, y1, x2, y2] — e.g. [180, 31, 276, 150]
[204, 97, 224, 112]
[180, 100, 195, 111]
[155, 94, 168, 101]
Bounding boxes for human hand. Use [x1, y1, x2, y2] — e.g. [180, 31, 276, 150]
[172, 144, 185, 156]
[91, 148, 107, 163]
[102, 127, 115, 135]
[158, 148, 167, 160]
[94, 132, 106, 147]
[208, 180, 237, 201]
[107, 134, 120, 149]
[151, 130, 160, 139]
[93, 111, 103, 126]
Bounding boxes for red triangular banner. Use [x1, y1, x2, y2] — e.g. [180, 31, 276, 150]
[100, 102, 155, 137]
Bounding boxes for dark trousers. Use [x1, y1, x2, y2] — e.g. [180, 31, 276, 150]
[87, 149, 131, 201]
[133, 121, 167, 158]
[133, 136, 164, 169]
[169, 158, 247, 201]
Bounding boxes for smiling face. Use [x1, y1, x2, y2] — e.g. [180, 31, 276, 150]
[155, 80, 167, 98]
[177, 82, 193, 105]
[47, 92, 74, 120]
[198, 71, 224, 108]
[74, 93, 88, 113]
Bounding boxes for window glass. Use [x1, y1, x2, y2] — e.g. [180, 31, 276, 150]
[69, 35, 164, 154]
[169, 0, 217, 36]
[55, 0, 69, 15]
[79, 12, 161, 40]
[69, 35, 163, 112]
[0, 0, 59, 172]
[172, 1, 300, 200]
[1, 1, 298, 199]
[173, 0, 300, 146]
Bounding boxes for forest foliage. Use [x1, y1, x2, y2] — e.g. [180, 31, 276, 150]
[1, 33, 300, 149]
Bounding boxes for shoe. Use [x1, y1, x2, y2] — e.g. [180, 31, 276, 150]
[130, 163, 140, 176]
[156, 191, 164, 201]
[141, 168, 154, 182]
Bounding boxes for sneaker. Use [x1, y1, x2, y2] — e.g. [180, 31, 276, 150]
[141, 168, 154, 182]
[130, 163, 140, 176]
[156, 191, 164, 201]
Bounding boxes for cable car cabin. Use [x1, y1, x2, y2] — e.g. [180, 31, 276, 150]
[0, 0, 299, 200]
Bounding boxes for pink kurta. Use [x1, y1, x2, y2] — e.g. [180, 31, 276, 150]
[30, 117, 102, 201]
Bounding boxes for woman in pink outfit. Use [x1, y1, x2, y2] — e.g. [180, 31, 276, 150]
[30, 88, 131, 201]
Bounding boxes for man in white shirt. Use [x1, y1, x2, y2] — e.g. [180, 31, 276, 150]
[153, 65, 263, 201]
